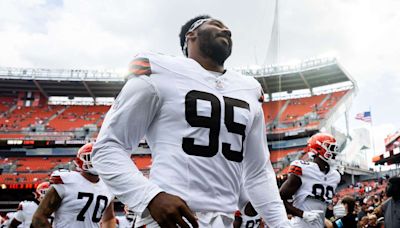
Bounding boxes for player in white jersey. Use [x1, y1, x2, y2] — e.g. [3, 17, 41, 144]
[280, 133, 341, 228]
[9, 181, 50, 228]
[233, 208, 264, 228]
[31, 143, 115, 228]
[92, 15, 290, 228]
[3, 212, 17, 228]
[115, 205, 135, 228]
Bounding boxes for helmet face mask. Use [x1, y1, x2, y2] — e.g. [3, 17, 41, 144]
[318, 140, 338, 161]
[74, 143, 98, 175]
[307, 133, 339, 166]
[35, 182, 50, 201]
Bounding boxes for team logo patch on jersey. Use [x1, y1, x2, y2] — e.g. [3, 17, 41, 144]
[288, 165, 302, 176]
[128, 57, 152, 76]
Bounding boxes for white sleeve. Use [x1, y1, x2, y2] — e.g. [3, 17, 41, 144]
[243, 107, 291, 228]
[13, 207, 24, 222]
[92, 76, 163, 215]
[52, 184, 66, 198]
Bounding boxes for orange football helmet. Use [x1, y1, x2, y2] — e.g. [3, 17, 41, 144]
[306, 133, 338, 164]
[35, 181, 50, 201]
[74, 143, 97, 175]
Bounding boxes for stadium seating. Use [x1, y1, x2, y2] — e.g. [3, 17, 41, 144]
[264, 90, 349, 133]
[0, 97, 16, 113]
[48, 105, 110, 131]
[0, 173, 49, 185]
[0, 90, 348, 137]
[0, 155, 151, 185]
[317, 90, 348, 117]
[14, 157, 73, 172]
[269, 148, 303, 163]
[262, 100, 285, 124]
[0, 103, 64, 131]
[279, 94, 325, 122]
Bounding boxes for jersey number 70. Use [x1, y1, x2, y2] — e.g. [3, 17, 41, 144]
[182, 90, 249, 162]
[77, 192, 108, 223]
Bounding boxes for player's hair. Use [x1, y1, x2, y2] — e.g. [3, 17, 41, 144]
[341, 196, 355, 214]
[179, 15, 211, 52]
[387, 176, 400, 200]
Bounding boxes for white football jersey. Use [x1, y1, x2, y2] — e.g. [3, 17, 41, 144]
[51, 170, 114, 228]
[13, 200, 38, 228]
[288, 160, 341, 228]
[235, 210, 263, 228]
[116, 215, 134, 228]
[93, 52, 290, 227]
[4, 212, 22, 228]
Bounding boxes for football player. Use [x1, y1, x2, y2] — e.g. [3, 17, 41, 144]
[279, 133, 341, 228]
[233, 207, 264, 228]
[31, 143, 115, 228]
[115, 205, 135, 228]
[9, 181, 50, 228]
[92, 15, 290, 228]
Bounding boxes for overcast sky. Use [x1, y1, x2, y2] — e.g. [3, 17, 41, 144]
[1, 0, 399, 157]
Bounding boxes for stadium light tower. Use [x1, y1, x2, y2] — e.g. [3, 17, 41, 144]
[264, 0, 280, 66]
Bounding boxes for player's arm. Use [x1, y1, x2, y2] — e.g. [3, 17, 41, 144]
[101, 202, 116, 228]
[279, 173, 303, 218]
[92, 75, 163, 211]
[32, 187, 62, 228]
[233, 211, 242, 228]
[9, 217, 22, 228]
[9, 219, 22, 228]
[242, 106, 291, 227]
[10, 203, 24, 228]
[92, 63, 197, 227]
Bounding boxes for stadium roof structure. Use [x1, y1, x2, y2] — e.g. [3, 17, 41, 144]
[239, 57, 356, 97]
[0, 57, 356, 100]
[0, 67, 125, 99]
[373, 131, 400, 165]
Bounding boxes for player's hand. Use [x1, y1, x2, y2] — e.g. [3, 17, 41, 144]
[147, 192, 198, 228]
[302, 210, 323, 224]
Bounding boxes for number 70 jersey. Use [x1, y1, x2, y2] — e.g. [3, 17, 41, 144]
[104, 52, 268, 214]
[50, 170, 114, 228]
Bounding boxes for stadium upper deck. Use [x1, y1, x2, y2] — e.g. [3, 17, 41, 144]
[0, 57, 356, 140]
[0, 58, 357, 187]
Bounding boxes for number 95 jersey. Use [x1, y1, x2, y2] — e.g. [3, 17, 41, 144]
[288, 160, 340, 210]
[50, 170, 114, 228]
[99, 52, 269, 214]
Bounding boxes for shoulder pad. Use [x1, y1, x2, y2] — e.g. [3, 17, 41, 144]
[50, 170, 74, 184]
[17, 202, 23, 211]
[128, 56, 151, 77]
[50, 175, 64, 184]
[288, 160, 312, 176]
[288, 164, 303, 176]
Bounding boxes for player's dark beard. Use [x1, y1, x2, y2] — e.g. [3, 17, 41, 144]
[197, 29, 232, 66]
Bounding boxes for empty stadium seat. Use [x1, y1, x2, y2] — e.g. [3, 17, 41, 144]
[48, 105, 110, 131]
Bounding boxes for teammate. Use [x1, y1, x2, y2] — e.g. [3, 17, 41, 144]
[92, 15, 290, 227]
[280, 133, 341, 228]
[233, 206, 264, 228]
[9, 181, 50, 228]
[31, 143, 115, 228]
[115, 205, 135, 228]
[2, 212, 17, 228]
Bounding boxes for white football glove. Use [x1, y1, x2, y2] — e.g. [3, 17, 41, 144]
[302, 210, 324, 224]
